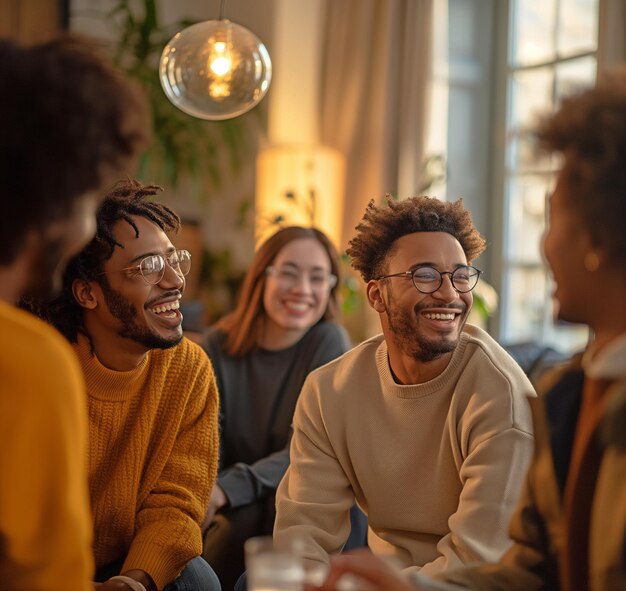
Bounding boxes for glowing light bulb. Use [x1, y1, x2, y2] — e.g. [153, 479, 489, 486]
[209, 41, 232, 76]
[160, 19, 272, 121]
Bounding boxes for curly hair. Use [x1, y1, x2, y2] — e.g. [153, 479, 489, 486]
[0, 35, 149, 265]
[347, 196, 486, 281]
[24, 179, 181, 343]
[215, 226, 341, 357]
[536, 69, 626, 264]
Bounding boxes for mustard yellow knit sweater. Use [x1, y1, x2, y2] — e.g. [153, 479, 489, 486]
[75, 335, 219, 590]
[0, 301, 93, 590]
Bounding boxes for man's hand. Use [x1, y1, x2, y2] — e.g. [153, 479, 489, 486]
[201, 483, 228, 532]
[93, 571, 154, 591]
[94, 577, 146, 591]
[317, 550, 429, 591]
[94, 583, 129, 591]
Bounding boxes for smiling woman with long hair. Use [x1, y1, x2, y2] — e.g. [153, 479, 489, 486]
[201, 226, 363, 590]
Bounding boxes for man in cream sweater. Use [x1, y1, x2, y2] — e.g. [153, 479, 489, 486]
[274, 196, 536, 576]
[319, 70, 626, 591]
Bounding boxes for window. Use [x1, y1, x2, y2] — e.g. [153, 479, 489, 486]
[497, 0, 598, 351]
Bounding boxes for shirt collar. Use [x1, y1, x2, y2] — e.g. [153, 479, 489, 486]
[582, 332, 626, 380]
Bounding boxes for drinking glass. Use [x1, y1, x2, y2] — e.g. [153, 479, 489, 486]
[245, 536, 305, 591]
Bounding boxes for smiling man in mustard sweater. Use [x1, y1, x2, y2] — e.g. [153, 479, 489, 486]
[29, 180, 220, 591]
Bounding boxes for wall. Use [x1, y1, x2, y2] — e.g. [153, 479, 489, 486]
[68, 0, 273, 269]
[0, 0, 63, 42]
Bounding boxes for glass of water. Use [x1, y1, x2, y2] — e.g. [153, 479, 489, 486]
[245, 536, 305, 591]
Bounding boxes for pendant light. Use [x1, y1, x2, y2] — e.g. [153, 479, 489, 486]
[159, 0, 272, 120]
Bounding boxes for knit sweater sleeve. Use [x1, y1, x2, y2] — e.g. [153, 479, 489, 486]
[415, 340, 536, 576]
[274, 370, 354, 564]
[122, 347, 220, 589]
[415, 426, 534, 576]
[0, 307, 93, 590]
[435, 385, 568, 591]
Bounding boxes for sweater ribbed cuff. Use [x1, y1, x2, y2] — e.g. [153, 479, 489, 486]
[123, 542, 187, 591]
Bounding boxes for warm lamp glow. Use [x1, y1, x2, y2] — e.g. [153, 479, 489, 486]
[255, 146, 345, 248]
[160, 19, 272, 121]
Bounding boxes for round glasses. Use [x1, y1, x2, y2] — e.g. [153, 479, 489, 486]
[266, 265, 338, 291]
[377, 265, 481, 294]
[101, 249, 192, 285]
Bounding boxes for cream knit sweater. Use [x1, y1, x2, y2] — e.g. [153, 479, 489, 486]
[275, 324, 536, 576]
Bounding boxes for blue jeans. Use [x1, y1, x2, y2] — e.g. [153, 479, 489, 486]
[96, 556, 221, 591]
[165, 556, 221, 591]
[234, 572, 248, 591]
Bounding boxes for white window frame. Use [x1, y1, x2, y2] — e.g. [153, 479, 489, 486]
[489, 0, 598, 352]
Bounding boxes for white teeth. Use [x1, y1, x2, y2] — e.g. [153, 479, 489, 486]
[152, 300, 180, 314]
[285, 302, 308, 311]
[423, 312, 455, 320]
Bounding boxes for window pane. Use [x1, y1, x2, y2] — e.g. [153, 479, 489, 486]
[510, 0, 556, 65]
[509, 130, 553, 171]
[508, 68, 554, 169]
[502, 266, 547, 343]
[505, 174, 549, 264]
[499, 0, 599, 353]
[555, 56, 597, 102]
[558, 0, 599, 56]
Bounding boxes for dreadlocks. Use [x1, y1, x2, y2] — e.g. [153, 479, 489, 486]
[23, 179, 181, 343]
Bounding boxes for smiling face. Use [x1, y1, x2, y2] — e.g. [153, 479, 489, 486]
[372, 231, 472, 366]
[90, 215, 186, 352]
[261, 237, 334, 349]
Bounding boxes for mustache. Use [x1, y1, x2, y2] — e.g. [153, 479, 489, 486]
[144, 290, 182, 309]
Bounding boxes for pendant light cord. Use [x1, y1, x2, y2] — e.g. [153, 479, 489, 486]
[218, 0, 226, 20]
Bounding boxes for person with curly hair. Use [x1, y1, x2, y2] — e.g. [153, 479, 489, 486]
[274, 195, 536, 578]
[26, 179, 221, 591]
[0, 35, 148, 590]
[314, 69, 626, 591]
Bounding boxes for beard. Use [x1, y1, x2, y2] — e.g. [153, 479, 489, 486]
[386, 294, 465, 363]
[100, 280, 182, 350]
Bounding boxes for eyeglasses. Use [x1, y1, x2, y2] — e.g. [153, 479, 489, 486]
[266, 265, 338, 291]
[377, 265, 481, 294]
[101, 249, 192, 285]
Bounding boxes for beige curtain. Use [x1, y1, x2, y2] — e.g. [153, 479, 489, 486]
[319, 0, 435, 247]
[598, 0, 626, 70]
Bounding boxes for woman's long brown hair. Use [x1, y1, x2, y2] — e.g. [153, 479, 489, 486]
[215, 226, 341, 357]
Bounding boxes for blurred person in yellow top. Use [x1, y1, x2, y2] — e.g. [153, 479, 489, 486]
[314, 71, 626, 591]
[27, 180, 221, 591]
[0, 36, 148, 589]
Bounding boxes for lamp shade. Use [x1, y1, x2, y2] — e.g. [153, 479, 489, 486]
[255, 146, 345, 248]
[160, 19, 272, 120]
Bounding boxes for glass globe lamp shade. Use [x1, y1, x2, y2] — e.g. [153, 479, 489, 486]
[160, 19, 272, 120]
